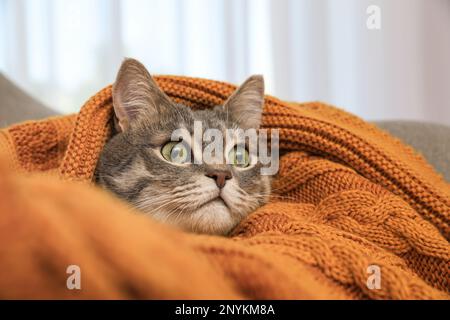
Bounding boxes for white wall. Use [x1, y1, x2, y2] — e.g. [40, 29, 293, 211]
[0, 0, 449, 125]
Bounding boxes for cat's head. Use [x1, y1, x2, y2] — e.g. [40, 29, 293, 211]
[96, 58, 271, 235]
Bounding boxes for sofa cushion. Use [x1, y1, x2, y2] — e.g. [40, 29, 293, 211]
[375, 121, 450, 182]
[0, 73, 58, 128]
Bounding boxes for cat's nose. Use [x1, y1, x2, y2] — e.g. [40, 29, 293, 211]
[205, 170, 232, 189]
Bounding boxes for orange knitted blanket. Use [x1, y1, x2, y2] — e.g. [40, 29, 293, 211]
[0, 76, 449, 299]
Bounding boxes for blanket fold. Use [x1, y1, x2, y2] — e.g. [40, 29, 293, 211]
[0, 76, 449, 299]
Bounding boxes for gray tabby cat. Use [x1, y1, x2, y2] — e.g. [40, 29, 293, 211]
[95, 58, 270, 235]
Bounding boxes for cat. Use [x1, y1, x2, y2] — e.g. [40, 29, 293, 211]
[95, 58, 271, 235]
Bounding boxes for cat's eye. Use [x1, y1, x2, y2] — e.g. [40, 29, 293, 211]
[228, 146, 250, 168]
[161, 141, 191, 164]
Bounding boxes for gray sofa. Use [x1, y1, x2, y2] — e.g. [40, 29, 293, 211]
[0, 74, 58, 127]
[375, 121, 449, 182]
[1, 73, 449, 182]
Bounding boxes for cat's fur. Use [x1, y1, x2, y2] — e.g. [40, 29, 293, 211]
[95, 58, 270, 235]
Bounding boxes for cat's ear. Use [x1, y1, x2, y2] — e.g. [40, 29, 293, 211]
[112, 58, 173, 132]
[223, 75, 265, 129]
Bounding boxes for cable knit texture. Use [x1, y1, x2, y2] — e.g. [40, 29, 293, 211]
[0, 76, 449, 299]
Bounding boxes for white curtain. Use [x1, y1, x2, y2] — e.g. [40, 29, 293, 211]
[1, 0, 449, 125]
